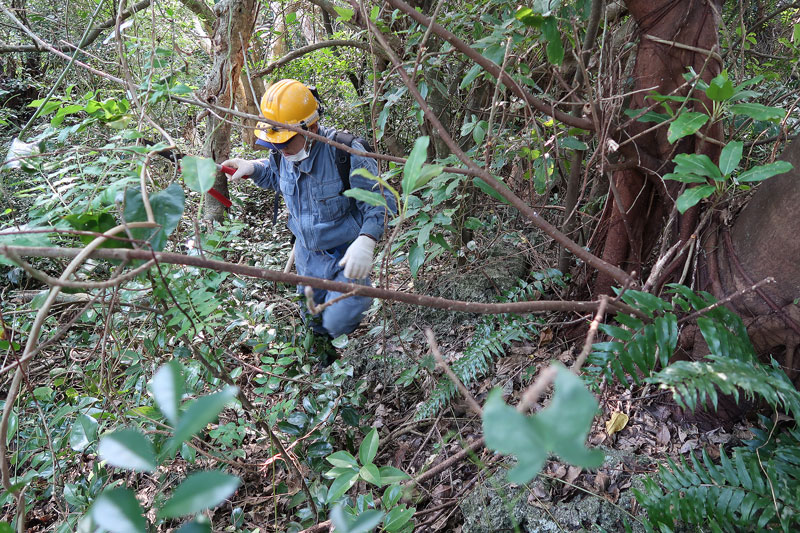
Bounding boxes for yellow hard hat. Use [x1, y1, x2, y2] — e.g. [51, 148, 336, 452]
[255, 79, 319, 148]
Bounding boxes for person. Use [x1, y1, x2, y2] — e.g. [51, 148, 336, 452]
[222, 79, 396, 342]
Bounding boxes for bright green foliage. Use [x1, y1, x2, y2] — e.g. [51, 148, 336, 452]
[158, 471, 241, 519]
[655, 356, 800, 419]
[587, 287, 677, 386]
[122, 182, 185, 251]
[592, 285, 800, 532]
[415, 280, 543, 420]
[180, 155, 217, 194]
[483, 364, 604, 483]
[324, 430, 413, 532]
[636, 440, 800, 532]
[88, 361, 240, 530]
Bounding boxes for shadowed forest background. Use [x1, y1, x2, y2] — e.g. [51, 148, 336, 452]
[1, 0, 800, 531]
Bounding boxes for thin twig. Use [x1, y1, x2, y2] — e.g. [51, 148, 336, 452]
[573, 295, 609, 372]
[677, 277, 775, 324]
[424, 328, 482, 416]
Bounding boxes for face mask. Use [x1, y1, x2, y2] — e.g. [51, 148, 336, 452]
[283, 138, 311, 162]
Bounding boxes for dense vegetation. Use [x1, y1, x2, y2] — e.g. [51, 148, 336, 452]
[1, 0, 800, 531]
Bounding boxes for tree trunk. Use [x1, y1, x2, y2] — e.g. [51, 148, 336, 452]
[201, 0, 256, 222]
[711, 138, 800, 379]
[594, 0, 724, 294]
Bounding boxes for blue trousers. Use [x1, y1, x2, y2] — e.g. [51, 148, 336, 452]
[294, 242, 373, 338]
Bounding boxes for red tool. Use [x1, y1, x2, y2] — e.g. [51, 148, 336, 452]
[208, 164, 236, 208]
[148, 144, 236, 208]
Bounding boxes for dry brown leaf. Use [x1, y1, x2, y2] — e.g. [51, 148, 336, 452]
[566, 466, 582, 484]
[594, 472, 610, 492]
[656, 425, 671, 446]
[538, 327, 554, 345]
[605, 412, 630, 436]
[679, 439, 698, 454]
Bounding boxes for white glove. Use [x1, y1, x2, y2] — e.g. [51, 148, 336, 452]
[221, 158, 255, 180]
[339, 235, 376, 279]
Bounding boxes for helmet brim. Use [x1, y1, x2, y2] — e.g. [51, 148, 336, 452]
[255, 122, 297, 146]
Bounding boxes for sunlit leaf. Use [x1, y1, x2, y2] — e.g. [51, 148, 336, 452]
[98, 428, 157, 473]
[69, 413, 98, 452]
[181, 155, 217, 194]
[483, 364, 603, 484]
[91, 488, 147, 533]
[159, 471, 240, 518]
[150, 360, 184, 426]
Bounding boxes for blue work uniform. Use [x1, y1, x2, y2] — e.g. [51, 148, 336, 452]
[249, 125, 396, 337]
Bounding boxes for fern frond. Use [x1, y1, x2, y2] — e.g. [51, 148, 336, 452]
[652, 355, 800, 419]
[415, 281, 541, 420]
[636, 443, 800, 532]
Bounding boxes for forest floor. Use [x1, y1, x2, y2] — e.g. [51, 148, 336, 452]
[0, 177, 757, 532]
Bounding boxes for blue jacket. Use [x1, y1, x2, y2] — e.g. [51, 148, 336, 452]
[250, 125, 396, 252]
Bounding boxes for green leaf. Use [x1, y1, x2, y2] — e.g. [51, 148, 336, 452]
[0, 228, 53, 266]
[333, 6, 353, 21]
[542, 17, 564, 65]
[705, 73, 734, 102]
[326, 450, 359, 468]
[150, 360, 184, 426]
[402, 137, 430, 194]
[561, 137, 589, 150]
[359, 428, 379, 466]
[623, 108, 671, 123]
[662, 172, 708, 184]
[472, 120, 487, 145]
[122, 183, 185, 252]
[343, 188, 388, 207]
[737, 161, 793, 183]
[515, 7, 543, 27]
[667, 112, 709, 143]
[483, 364, 603, 484]
[378, 466, 409, 484]
[359, 464, 382, 486]
[63, 211, 129, 248]
[91, 488, 147, 533]
[159, 471, 241, 518]
[459, 64, 483, 89]
[675, 185, 715, 214]
[181, 155, 217, 194]
[327, 469, 359, 503]
[69, 413, 98, 452]
[175, 520, 211, 533]
[383, 506, 415, 532]
[671, 153, 722, 180]
[98, 428, 157, 473]
[729, 103, 785, 122]
[408, 244, 425, 278]
[168, 386, 238, 451]
[718, 141, 743, 176]
[473, 177, 512, 205]
[330, 505, 384, 533]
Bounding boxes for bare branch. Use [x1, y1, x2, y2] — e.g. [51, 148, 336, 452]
[2, 245, 632, 316]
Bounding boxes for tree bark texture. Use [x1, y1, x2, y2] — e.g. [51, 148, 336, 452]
[201, 0, 256, 221]
[594, 0, 724, 294]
